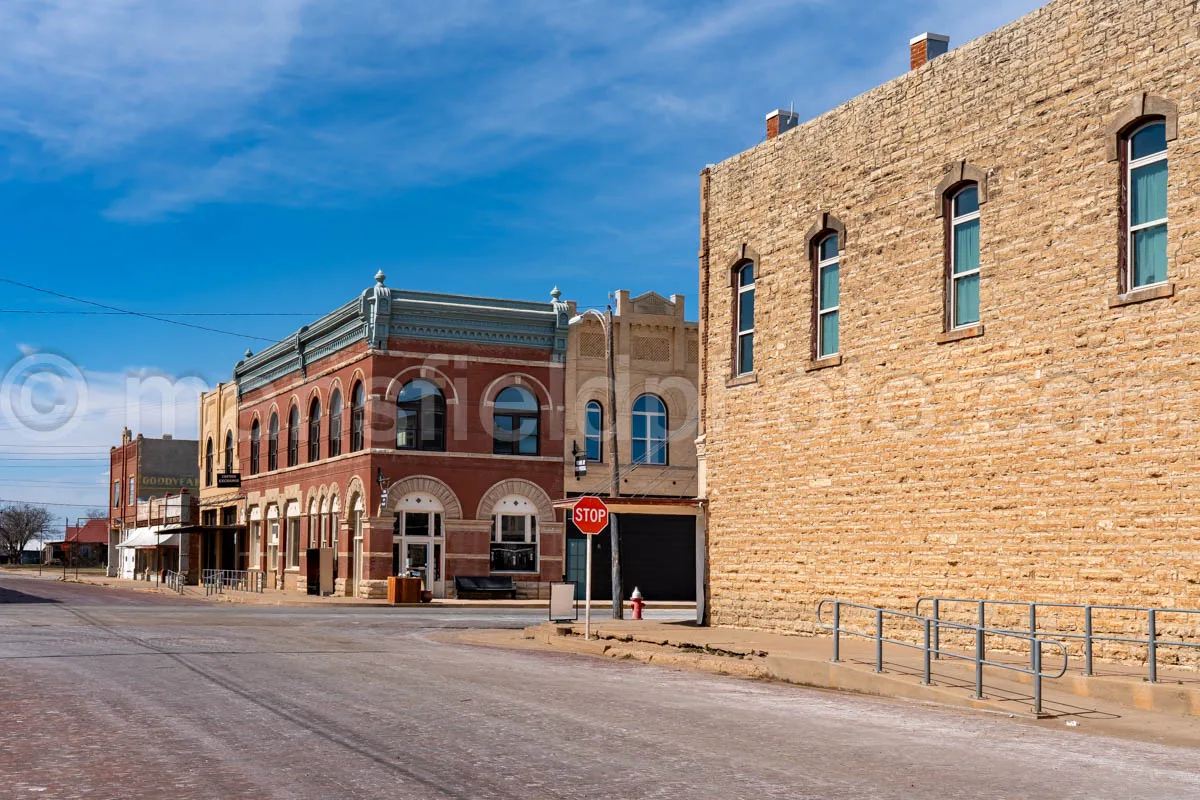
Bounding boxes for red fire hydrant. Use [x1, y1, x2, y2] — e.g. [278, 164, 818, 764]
[630, 587, 645, 620]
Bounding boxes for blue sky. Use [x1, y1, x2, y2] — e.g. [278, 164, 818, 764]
[0, 0, 1045, 517]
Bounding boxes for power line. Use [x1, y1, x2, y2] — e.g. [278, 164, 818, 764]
[0, 497, 102, 508]
[0, 309, 319, 317]
[0, 457, 109, 462]
[0, 276, 278, 343]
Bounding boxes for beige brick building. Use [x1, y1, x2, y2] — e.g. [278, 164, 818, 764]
[698, 0, 1200, 642]
[196, 380, 245, 575]
[564, 289, 699, 499]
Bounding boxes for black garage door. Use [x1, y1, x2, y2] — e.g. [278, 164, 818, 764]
[566, 513, 696, 602]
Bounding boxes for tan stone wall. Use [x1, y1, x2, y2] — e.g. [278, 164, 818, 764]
[564, 290, 700, 499]
[198, 381, 243, 513]
[700, 0, 1200, 662]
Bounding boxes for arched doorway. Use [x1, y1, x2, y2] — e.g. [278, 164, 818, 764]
[393, 492, 446, 597]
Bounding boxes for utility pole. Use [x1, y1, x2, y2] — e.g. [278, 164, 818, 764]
[606, 303, 623, 620]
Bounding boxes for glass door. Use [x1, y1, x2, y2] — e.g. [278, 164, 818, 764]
[400, 510, 445, 597]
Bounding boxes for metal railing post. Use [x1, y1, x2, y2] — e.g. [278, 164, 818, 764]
[1148, 609, 1158, 684]
[931, 598, 940, 660]
[1028, 603, 1038, 672]
[922, 618, 932, 686]
[978, 600, 986, 630]
[974, 626, 985, 699]
[831, 602, 841, 663]
[874, 607, 884, 673]
[1033, 639, 1043, 716]
[1084, 606, 1093, 676]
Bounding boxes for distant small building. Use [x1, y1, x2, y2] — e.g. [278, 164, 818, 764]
[64, 519, 109, 566]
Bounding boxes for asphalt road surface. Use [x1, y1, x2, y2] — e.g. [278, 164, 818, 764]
[1, 574, 1197, 800]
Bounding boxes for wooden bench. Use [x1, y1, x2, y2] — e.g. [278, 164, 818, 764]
[454, 576, 517, 599]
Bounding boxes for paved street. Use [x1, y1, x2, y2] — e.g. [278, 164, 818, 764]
[1, 575, 1197, 800]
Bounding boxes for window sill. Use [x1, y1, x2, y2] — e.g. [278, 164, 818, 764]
[726, 372, 758, 388]
[805, 355, 842, 372]
[937, 323, 985, 344]
[1109, 282, 1174, 308]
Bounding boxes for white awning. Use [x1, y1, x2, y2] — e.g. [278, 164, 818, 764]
[117, 527, 160, 548]
[139, 533, 180, 549]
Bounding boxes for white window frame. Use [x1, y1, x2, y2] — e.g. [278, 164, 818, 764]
[950, 186, 981, 329]
[631, 394, 668, 466]
[1127, 120, 1168, 291]
[736, 262, 754, 375]
[816, 236, 839, 358]
[585, 400, 603, 462]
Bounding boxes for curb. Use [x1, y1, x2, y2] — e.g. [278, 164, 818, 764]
[519, 622, 1191, 721]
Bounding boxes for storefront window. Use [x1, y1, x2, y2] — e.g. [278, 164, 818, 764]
[490, 513, 537, 572]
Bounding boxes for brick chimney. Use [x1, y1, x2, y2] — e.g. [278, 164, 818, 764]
[766, 109, 800, 140]
[910, 33, 949, 70]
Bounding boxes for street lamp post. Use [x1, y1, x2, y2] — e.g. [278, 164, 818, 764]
[569, 305, 623, 619]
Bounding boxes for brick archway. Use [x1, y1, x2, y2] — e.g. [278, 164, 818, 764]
[475, 479, 555, 523]
[385, 474, 463, 519]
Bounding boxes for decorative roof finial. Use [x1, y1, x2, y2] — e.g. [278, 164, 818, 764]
[375, 269, 387, 285]
[550, 286, 562, 301]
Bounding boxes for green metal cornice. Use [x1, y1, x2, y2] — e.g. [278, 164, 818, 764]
[234, 279, 570, 397]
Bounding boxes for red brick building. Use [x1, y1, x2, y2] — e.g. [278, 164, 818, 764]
[107, 428, 199, 578]
[235, 272, 571, 598]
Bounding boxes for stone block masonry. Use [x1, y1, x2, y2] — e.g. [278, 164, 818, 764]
[698, 0, 1200, 664]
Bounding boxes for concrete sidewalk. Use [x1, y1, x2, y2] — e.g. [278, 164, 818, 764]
[11, 570, 696, 612]
[508, 619, 1200, 747]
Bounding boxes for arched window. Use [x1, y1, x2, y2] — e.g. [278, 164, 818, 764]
[632, 394, 668, 465]
[267, 413, 279, 471]
[308, 397, 321, 463]
[328, 389, 343, 458]
[249, 419, 261, 476]
[949, 185, 981, 328]
[493, 385, 539, 455]
[585, 400, 603, 462]
[1126, 120, 1168, 290]
[396, 379, 445, 451]
[350, 382, 365, 452]
[224, 430, 234, 474]
[204, 438, 214, 486]
[736, 261, 755, 375]
[814, 234, 840, 359]
[287, 405, 300, 467]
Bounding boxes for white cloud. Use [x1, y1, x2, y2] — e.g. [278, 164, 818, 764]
[0, 354, 207, 510]
[0, 0, 1049, 221]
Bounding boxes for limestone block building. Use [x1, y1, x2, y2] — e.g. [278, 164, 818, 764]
[698, 0, 1200, 638]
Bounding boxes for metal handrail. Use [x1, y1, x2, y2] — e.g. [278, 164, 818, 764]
[915, 596, 1200, 683]
[202, 569, 266, 595]
[164, 570, 186, 594]
[817, 599, 1068, 715]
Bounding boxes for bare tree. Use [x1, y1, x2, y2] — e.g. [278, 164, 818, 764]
[84, 508, 109, 520]
[0, 504, 54, 563]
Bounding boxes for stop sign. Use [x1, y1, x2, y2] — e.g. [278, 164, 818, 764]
[572, 496, 609, 535]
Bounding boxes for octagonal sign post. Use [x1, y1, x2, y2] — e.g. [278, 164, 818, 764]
[572, 496, 609, 639]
